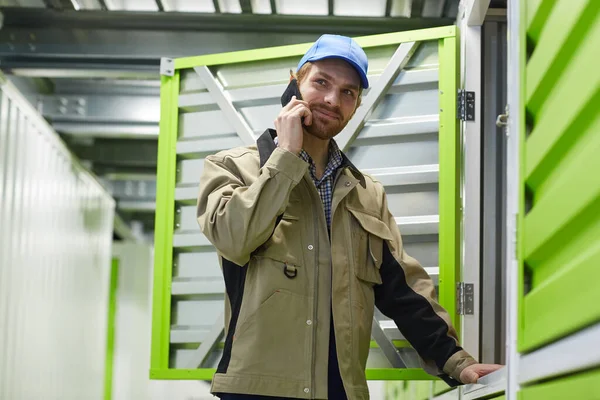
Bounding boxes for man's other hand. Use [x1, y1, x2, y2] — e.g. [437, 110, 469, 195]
[460, 363, 504, 384]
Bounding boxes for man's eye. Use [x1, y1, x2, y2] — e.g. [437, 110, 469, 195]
[344, 90, 354, 96]
[316, 79, 326, 85]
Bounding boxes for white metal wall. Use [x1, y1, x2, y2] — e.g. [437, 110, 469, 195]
[111, 242, 213, 400]
[0, 77, 115, 400]
[172, 40, 442, 369]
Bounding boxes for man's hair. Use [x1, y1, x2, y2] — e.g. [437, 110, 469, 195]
[295, 63, 312, 87]
[294, 62, 363, 108]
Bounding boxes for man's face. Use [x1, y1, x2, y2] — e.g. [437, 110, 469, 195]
[297, 59, 361, 140]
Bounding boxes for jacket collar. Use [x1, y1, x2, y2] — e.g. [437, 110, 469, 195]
[257, 129, 278, 168]
[257, 129, 366, 188]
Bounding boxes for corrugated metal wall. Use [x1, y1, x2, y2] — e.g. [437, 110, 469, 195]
[170, 40, 443, 369]
[111, 243, 214, 400]
[0, 77, 115, 400]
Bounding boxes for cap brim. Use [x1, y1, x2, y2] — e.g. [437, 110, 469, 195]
[305, 55, 369, 89]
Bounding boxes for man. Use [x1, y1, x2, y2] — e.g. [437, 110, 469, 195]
[197, 34, 501, 400]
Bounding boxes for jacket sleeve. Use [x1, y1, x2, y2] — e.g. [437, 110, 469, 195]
[197, 147, 308, 266]
[373, 189, 477, 386]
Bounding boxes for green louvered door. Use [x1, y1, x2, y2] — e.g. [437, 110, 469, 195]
[515, 0, 600, 398]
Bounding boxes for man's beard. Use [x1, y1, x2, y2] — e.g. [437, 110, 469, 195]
[304, 103, 349, 140]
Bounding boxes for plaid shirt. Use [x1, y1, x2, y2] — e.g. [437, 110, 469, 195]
[274, 137, 344, 226]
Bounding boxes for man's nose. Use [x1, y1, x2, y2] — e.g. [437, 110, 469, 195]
[324, 89, 340, 107]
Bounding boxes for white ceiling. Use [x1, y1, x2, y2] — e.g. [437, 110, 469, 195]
[18, 0, 456, 17]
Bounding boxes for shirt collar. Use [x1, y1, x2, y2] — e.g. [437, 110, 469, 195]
[259, 129, 365, 187]
[273, 136, 343, 171]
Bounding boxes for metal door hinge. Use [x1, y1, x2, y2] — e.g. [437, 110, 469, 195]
[457, 282, 474, 315]
[160, 58, 174, 76]
[457, 90, 475, 121]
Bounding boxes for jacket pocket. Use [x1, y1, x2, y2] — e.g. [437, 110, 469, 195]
[228, 289, 310, 380]
[254, 207, 304, 267]
[347, 207, 394, 285]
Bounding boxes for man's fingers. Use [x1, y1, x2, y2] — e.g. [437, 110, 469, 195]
[480, 364, 503, 375]
[281, 96, 297, 112]
[288, 103, 307, 114]
[303, 108, 313, 126]
[463, 369, 479, 384]
[291, 103, 313, 125]
[460, 364, 503, 384]
[285, 103, 312, 125]
[283, 96, 309, 111]
[460, 365, 479, 384]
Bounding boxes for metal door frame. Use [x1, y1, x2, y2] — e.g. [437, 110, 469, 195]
[150, 26, 461, 381]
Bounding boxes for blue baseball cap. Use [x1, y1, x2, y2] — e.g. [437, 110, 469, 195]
[297, 34, 369, 89]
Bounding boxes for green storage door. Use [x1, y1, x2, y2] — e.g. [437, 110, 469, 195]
[519, 368, 600, 400]
[515, 0, 600, 395]
[519, 0, 600, 353]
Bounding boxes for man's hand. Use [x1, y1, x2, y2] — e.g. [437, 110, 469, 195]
[274, 96, 312, 155]
[460, 363, 503, 384]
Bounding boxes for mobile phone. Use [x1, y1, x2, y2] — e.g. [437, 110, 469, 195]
[280, 78, 303, 107]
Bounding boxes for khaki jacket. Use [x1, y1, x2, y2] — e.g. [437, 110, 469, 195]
[197, 129, 476, 399]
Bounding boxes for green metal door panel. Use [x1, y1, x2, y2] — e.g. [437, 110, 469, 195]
[151, 74, 181, 373]
[437, 35, 460, 325]
[525, 0, 598, 116]
[151, 26, 461, 381]
[524, 113, 600, 265]
[523, 214, 600, 350]
[520, 0, 600, 352]
[526, 0, 556, 44]
[524, 19, 600, 194]
[518, 368, 600, 399]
